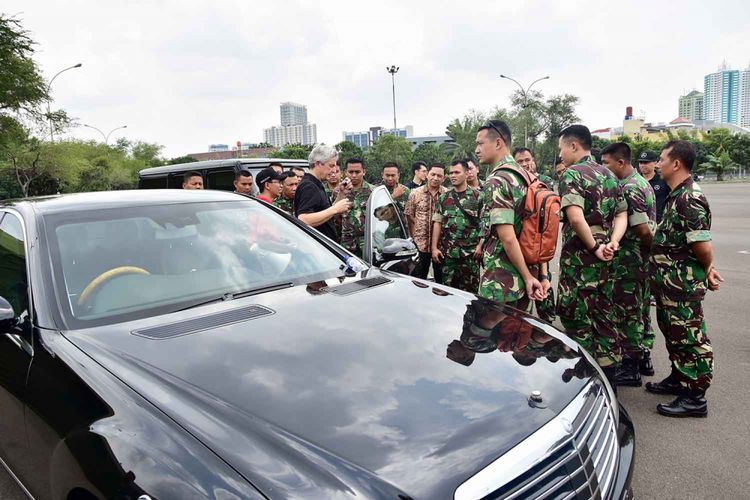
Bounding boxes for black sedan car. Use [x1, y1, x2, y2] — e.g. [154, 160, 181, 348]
[0, 188, 634, 499]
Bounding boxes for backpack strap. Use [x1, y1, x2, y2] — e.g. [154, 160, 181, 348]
[495, 166, 536, 187]
[449, 190, 480, 227]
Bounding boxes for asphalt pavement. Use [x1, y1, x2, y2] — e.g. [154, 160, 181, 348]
[1, 182, 748, 499]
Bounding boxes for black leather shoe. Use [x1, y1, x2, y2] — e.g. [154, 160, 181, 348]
[640, 350, 655, 376]
[615, 359, 642, 387]
[657, 392, 708, 418]
[645, 375, 682, 395]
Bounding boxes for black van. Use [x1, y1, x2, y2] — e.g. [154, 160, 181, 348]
[137, 158, 308, 192]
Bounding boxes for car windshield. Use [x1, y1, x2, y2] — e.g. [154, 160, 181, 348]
[45, 200, 349, 327]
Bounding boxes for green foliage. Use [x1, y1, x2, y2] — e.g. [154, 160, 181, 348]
[166, 155, 199, 165]
[0, 15, 48, 116]
[591, 136, 611, 152]
[364, 134, 413, 181]
[412, 142, 451, 167]
[698, 152, 737, 181]
[335, 140, 364, 162]
[445, 110, 486, 160]
[269, 143, 313, 160]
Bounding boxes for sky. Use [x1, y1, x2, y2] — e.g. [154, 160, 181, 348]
[6, 0, 750, 157]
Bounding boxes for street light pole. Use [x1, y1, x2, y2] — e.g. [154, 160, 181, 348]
[499, 74, 550, 147]
[83, 124, 127, 145]
[386, 65, 399, 131]
[47, 63, 82, 143]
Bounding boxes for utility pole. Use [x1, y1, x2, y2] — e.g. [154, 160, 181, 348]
[499, 74, 550, 147]
[47, 63, 82, 142]
[386, 65, 400, 131]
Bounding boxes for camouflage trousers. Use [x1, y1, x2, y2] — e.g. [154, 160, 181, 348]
[535, 279, 556, 323]
[655, 297, 713, 392]
[341, 235, 365, 259]
[642, 282, 656, 350]
[557, 263, 620, 368]
[611, 266, 649, 360]
[442, 255, 480, 293]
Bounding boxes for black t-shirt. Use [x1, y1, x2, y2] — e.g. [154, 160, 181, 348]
[405, 180, 422, 189]
[295, 173, 338, 241]
[647, 173, 670, 223]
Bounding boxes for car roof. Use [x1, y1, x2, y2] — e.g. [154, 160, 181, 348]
[2, 189, 253, 215]
[139, 158, 308, 177]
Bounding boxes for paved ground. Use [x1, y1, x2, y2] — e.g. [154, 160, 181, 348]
[2, 182, 748, 498]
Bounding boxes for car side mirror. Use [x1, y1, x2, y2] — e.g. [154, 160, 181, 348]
[0, 296, 16, 334]
[380, 238, 418, 262]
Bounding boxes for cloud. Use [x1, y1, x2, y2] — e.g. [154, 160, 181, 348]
[8, 0, 750, 157]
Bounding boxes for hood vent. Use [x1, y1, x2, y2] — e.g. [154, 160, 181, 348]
[132, 304, 274, 340]
[324, 276, 392, 296]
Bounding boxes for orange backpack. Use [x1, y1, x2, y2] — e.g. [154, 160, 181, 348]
[498, 167, 561, 265]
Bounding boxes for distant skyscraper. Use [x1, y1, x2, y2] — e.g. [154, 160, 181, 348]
[341, 125, 414, 150]
[678, 90, 704, 122]
[264, 102, 317, 147]
[280, 102, 308, 126]
[703, 63, 743, 125]
[741, 67, 750, 128]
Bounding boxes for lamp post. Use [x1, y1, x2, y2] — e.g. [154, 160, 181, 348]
[386, 65, 399, 131]
[83, 124, 128, 145]
[47, 63, 82, 143]
[499, 74, 550, 147]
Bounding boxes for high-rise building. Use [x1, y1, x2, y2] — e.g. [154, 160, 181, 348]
[342, 131, 370, 149]
[703, 63, 742, 125]
[263, 102, 318, 147]
[342, 125, 414, 150]
[280, 102, 308, 126]
[678, 90, 704, 122]
[741, 67, 750, 128]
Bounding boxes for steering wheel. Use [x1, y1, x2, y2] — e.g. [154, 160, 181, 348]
[77, 266, 151, 306]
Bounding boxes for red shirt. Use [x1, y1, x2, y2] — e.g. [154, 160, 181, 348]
[256, 195, 273, 204]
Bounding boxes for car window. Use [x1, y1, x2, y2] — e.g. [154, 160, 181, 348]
[0, 213, 29, 316]
[368, 187, 408, 263]
[139, 176, 167, 189]
[45, 200, 348, 327]
[207, 170, 235, 191]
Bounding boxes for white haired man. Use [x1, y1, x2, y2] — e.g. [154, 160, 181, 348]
[294, 144, 351, 241]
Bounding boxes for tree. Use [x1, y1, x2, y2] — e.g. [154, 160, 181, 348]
[166, 155, 199, 165]
[0, 15, 48, 117]
[364, 134, 413, 181]
[445, 110, 486, 160]
[335, 140, 364, 162]
[698, 152, 737, 181]
[413, 142, 451, 166]
[270, 143, 313, 160]
[130, 141, 164, 167]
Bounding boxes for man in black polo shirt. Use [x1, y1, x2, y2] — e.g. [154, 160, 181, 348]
[295, 144, 351, 241]
[638, 150, 669, 223]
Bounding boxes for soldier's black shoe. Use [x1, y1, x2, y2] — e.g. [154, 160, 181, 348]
[657, 392, 708, 418]
[645, 375, 682, 395]
[640, 350, 655, 376]
[615, 359, 642, 387]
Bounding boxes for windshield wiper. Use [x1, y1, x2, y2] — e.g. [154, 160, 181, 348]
[175, 282, 294, 312]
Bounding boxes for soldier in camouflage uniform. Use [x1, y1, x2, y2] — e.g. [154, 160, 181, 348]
[273, 172, 300, 215]
[475, 120, 545, 313]
[514, 147, 556, 323]
[645, 141, 723, 418]
[601, 143, 656, 387]
[431, 160, 483, 293]
[381, 162, 411, 214]
[333, 159, 373, 258]
[556, 125, 627, 384]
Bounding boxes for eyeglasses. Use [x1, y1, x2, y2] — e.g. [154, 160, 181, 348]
[482, 121, 508, 144]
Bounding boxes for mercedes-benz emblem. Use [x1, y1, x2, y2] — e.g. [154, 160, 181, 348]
[530, 390, 543, 403]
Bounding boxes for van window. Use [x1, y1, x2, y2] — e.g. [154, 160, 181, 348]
[207, 170, 235, 191]
[139, 176, 167, 189]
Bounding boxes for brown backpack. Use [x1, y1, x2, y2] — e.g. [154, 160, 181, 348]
[497, 167, 561, 265]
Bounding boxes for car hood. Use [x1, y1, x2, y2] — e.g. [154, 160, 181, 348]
[65, 269, 597, 499]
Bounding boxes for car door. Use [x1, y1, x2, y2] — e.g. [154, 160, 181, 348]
[0, 211, 34, 477]
[364, 185, 418, 275]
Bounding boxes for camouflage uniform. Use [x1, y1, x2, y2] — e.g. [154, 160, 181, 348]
[478, 155, 536, 312]
[386, 184, 411, 214]
[537, 173, 555, 187]
[557, 156, 627, 368]
[611, 171, 656, 360]
[650, 177, 713, 392]
[432, 186, 483, 293]
[273, 196, 295, 215]
[335, 181, 373, 258]
[326, 183, 342, 242]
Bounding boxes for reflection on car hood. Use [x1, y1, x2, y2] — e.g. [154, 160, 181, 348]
[66, 269, 597, 499]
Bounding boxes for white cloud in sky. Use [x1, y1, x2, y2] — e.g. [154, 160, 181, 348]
[6, 0, 750, 156]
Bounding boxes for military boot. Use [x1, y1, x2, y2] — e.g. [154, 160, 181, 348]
[645, 373, 682, 396]
[657, 390, 708, 418]
[639, 349, 655, 376]
[615, 359, 642, 387]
